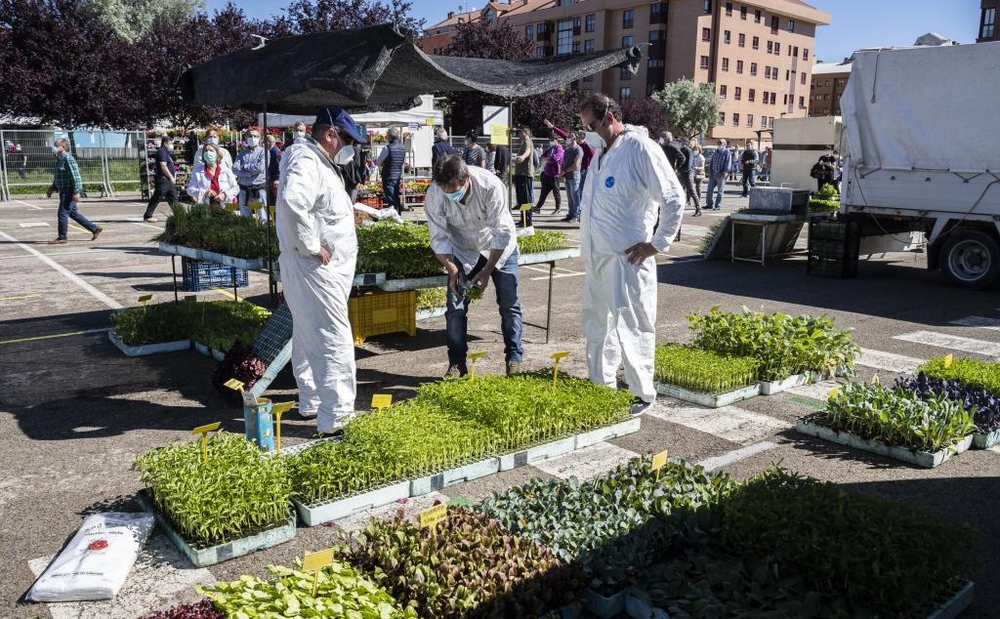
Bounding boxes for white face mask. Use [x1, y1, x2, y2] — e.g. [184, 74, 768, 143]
[206, 136, 219, 145]
[334, 145, 355, 165]
[246, 137, 259, 148]
[295, 131, 305, 139]
[584, 132, 604, 150]
[51, 145, 60, 154]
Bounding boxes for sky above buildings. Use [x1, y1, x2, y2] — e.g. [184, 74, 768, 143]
[207, 0, 983, 64]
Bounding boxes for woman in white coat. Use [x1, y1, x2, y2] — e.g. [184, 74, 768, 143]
[186, 144, 238, 206]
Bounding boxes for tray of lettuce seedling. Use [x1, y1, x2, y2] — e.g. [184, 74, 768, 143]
[899, 361, 1000, 449]
[653, 344, 762, 408]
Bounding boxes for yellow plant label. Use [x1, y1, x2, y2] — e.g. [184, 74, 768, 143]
[248, 201, 263, 209]
[828, 387, 841, 401]
[224, 378, 245, 391]
[137, 294, 152, 304]
[425, 117, 435, 126]
[651, 450, 669, 471]
[224, 202, 240, 212]
[419, 503, 448, 529]
[943, 354, 953, 369]
[371, 394, 392, 411]
[268, 205, 276, 218]
[519, 203, 533, 212]
[302, 548, 335, 571]
[550, 351, 570, 361]
[192, 422, 221, 436]
[468, 352, 486, 362]
[271, 401, 294, 416]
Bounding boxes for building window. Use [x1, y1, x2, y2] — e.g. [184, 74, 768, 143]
[767, 40, 773, 53]
[983, 8, 996, 39]
[723, 29, 730, 43]
[799, 96, 805, 108]
[803, 48, 809, 60]
[774, 42, 780, 55]
[648, 59, 664, 68]
[783, 94, 788, 105]
[719, 84, 727, 98]
[736, 60, 744, 73]
[584, 39, 595, 53]
[649, 29, 665, 42]
[557, 19, 574, 54]
[623, 9, 634, 28]
[764, 66, 771, 79]
[732, 113, 740, 127]
[572, 41, 581, 53]
[748, 88, 755, 102]
[734, 86, 742, 100]
[557, 0, 571, 5]
[703, 28, 712, 42]
[770, 15, 779, 31]
[740, 5, 747, 20]
[700, 55, 710, 69]
[754, 9, 762, 23]
[650, 3, 664, 20]
[787, 19, 795, 32]
[721, 57, 729, 71]
[750, 62, 757, 76]
[622, 35, 633, 47]
[800, 72, 807, 85]
[747, 114, 753, 127]
[525, 25, 534, 39]
[703, 0, 712, 14]
[738, 33, 745, 47]
[573, 16, 582, 34]
[619, 86, 632, 100]
[772, 68, 778, 81]
[752, 35, 759, 49]
[585, 14, 595, 33]
[719, 112, 725, 124]
[725, 2, 732, 16]
[837, 78, 846, 86]
[785, 70, 790, 80]
[620, 66, 633, 80]
[536, 46, 545, 58]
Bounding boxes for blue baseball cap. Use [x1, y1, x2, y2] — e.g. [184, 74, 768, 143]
[314, 106, 366, 144]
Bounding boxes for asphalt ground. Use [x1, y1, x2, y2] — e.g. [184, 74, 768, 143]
[2, 185, 999, 618]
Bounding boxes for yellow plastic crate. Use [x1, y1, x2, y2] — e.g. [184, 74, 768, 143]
[348, 290, 417, 344]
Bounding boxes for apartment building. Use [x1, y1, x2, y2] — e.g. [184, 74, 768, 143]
[808, 60, 849, 117]
[420, 0, 830, 143]
[979, 0, 998, 42]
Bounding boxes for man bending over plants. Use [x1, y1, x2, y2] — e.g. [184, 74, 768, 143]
[426, 155, 524, 378]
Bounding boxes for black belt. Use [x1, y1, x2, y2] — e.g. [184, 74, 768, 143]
[240, 183, 266, 191]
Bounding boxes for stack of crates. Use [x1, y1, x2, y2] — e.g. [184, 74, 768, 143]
[348, 290, 417, 344]
[181, 257, 249, 292]
[807, 218, 860, 278]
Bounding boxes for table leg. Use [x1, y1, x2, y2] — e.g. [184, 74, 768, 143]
[545, 260, 555, 344]
[171, 255, 178, 303]
[232, 266, 239, 301]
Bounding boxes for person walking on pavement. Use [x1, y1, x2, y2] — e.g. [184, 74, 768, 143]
[677, 136, 699, 214]
[705, 139, 732, 210]
[533, 135, 563, 214]
[462, 132, 487, 169]
[512, 126, 535, 225]
[266, 134, 281, 205]
[740, 143, 758, 197]
[142, 135, 177, 222]
[431, 128, 456, 171]
[578, 94, 684, 415]
[560, 134, 583, 223]
[276, 106, 365, 437]
[233, 128, 268, 221]
[46, 138, 103, 244]
[376, 127, 406, 212]
[426, 155, 524, 378]
[690, 142, 706, 216]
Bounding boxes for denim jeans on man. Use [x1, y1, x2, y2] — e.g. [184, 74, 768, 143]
[382, 179, 402, 212]
[446, 251, 523, 366]
[564, 173, 581, 220]
[740, 167, 756, 197]
[57, 189, 99, 239]
[705, 173, 727, 210]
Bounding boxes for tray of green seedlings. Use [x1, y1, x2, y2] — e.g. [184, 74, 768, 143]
[198, 559, 417, 618]
[287, 400, 497, 525]
[517, 230, 578, 265]
[654, 344, 761, 408]
[796, 381, 976, 468]
[415, 287, 447, 321]
[356, 221, 445, 284]
[416, 369, 636, 461]
[109, 303, 191, 356]
[154, 202, 277, 261]
[915, 357, 1000, 448]
[134, 431, 295, 567]
[687, 308, 859, 394]
[186, 300, 271, 355]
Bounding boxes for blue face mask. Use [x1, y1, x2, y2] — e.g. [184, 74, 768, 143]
[443, 184, 468, 203]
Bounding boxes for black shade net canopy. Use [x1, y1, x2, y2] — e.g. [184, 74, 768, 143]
[179, 22, 642, 113]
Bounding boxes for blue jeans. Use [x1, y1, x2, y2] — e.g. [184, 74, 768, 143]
[57, 189, 98, 239]
[239, 186, 268, 221]
[706, 174, 726, 209]
[740, 168, 756, 195]
[565, 174, 581, 219]
[446, 251, 523, 366]
[382, 178, 402, 211]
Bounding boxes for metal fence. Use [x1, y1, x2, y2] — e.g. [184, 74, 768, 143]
[0, 129, 148, 201]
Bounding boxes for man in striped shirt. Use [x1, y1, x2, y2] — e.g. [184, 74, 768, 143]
[46, 137, 102, 244]
[705, 139, 732, 210]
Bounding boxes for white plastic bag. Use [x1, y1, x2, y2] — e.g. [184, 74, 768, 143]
[27, 512, 154, 602]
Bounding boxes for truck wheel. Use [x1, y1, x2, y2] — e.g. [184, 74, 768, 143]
[941, 229, 1000, 289]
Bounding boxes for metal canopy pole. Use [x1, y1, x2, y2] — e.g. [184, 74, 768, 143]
[263, 102, 279, 305]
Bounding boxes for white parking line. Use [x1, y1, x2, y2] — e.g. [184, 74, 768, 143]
[855, 348, 924, 374]
[696, 441, 780, 471]
[893, 330, 1000, 358]
[646, 405, 790, 444]
[0, 230, 122, 309]
[13, 199, 43, 210]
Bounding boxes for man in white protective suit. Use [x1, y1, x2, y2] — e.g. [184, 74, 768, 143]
[578, 93, 685, 416]
[276, 106, 365, 436]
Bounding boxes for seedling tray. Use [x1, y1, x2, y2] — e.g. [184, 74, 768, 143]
[136, 490, 296, 567]
[655, 381, 761, 408]
[796, 414, 973, 468]
[582, 588, 625, 619]
[498, 436, 576, 471]
[108, 330, 190, 357]
[377, 275, 449, 291]
[574, 418, 641, 449]
[971, 429, 1000, 449]
[927, 581, 974, 619]
[759, 373, 810, 395]
[353, 272, 386, 288]
[410, 456, 500, 496]
[293, 480, 411, 526]
[158, 242, 202, 260]
[199, 249, 265, 270]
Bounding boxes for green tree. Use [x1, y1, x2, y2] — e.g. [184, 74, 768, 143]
[86, 0, 204, 42]
[651, 78, 719, 140]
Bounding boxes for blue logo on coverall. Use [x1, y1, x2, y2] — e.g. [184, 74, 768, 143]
[605, 176, 615, 188]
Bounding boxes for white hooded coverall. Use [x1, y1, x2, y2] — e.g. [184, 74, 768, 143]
[579, 125, 685, 403]
[275, 140, 358, 432]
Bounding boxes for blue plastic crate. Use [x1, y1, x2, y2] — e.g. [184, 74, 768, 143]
[181, 257, 248, 292]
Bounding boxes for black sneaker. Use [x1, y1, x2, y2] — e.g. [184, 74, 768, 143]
[630, 397, 652, 416]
